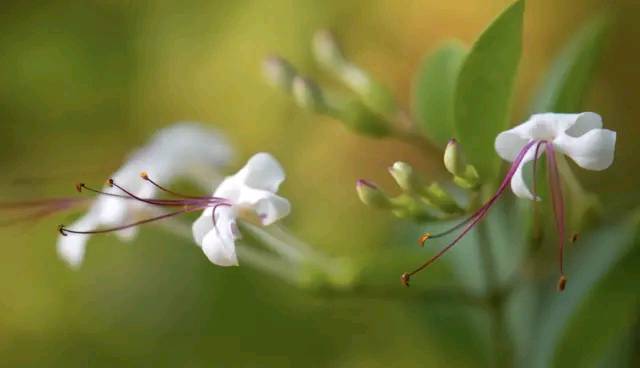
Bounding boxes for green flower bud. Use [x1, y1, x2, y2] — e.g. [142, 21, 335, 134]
[263, 56, 297, 93]
[311, 29, 397, 117]
[312, 29, 346, 69]
[341, 66, 397, 117]
[388, 161, 422, 193]
[444, 139, 465, 176]
[356, 179, 391, 208]
[443, 139, 480, 189]
[292, 76, 328, 113]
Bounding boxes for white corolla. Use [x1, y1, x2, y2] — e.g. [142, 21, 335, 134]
[57, 123, 233, 268]
[192, 153, 291, 266]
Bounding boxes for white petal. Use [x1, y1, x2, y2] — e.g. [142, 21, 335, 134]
[554, 128, 616, 171]
[200, 207, 239, 266]
[146, 122, 233, 171]
[56, 214, 97, 268]
[562, 112, 602, 137]
[236, 188, 291, 225]
[495, 130, 530, 162]
[202, 230, 239, 266]
[192, 208, 214, 246]
[236, 153, 285, 193]
[510, 146, 544, 201]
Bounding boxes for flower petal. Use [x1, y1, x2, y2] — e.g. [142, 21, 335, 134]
[201, 207, 239, 266]
[236, 153, 285, 192]
[554, 128, 616, 171]
[192, 207, 214, 246]
[495, 130, 530, 162]
[202, 232, 239, 266]
[236, 188, 291, 225]
[562, 112, 602, 137]
[510, 146, 543, 201]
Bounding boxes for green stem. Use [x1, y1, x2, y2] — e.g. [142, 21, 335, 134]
[477, 221, 512, 367]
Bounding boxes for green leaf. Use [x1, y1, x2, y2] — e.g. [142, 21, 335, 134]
[553, 239, 640, 367]
[526, 212, 640, 368]
[412, 40, 467, 148]
[454, 0, 524, 181]
[531, 13, 611, 113]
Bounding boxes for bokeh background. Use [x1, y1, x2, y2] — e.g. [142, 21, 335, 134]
[0, 0, 638, 367]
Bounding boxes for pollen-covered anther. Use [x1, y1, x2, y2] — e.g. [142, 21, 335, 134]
[557, 275, 567, 292]
[418, 232, 432, 247]
[107, 178, 114, 187]
[57, 224, 67, 236]
[140, 171, 149, 180]
[401, 272, 411, 287]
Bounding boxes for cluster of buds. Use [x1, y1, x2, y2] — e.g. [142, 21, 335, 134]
[263, 30, 399, 138]
[356, 140, 480, 223]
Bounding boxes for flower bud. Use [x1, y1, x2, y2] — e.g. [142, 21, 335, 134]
[444, 139, 465, 176]
[311, 30, 397, 117]
[355, 179, 391, 208]
[341, 66, 397, 117]
[443, 139, 480, 189]
[312, 29, 346, 69]
[292, 76, 328, 113]
[263, 56, 297, 93]
[388, 161, 422, 193]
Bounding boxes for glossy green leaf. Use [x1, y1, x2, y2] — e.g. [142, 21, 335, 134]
[531, 13, 611, 113]
[412, 41, 467, 148]
[454, 0, 524, 180]
[526, 212, 640, 368]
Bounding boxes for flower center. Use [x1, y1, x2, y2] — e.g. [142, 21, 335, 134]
[528, 121, 557, 141]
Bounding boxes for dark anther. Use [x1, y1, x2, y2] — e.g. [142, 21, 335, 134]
[107, 179, 114, 187]
[75, 183, 84, 193]
[419, 232, 431, 247]
[401, 273, 411, 287]
[557, 275, 567, 292]
[570, 233, 579, 243]
[57, 224, 67, 236]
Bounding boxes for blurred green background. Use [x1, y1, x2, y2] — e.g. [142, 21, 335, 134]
[0, 0, 638, 367]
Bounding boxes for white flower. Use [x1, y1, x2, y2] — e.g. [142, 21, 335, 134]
[57, 122, 233, 268]
[495, 112, 616, 200]
[192, 153, 291, 266]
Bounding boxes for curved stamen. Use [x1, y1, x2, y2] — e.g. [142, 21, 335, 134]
[140, 172, 226, 201]
[531, 140, 546, 200]
[59, 205, 205, 236]
[107, 179, 224, 208]
[404, 140, 538, 286]
[78, 182, 211, 207]
[545, 142, 567, 291]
